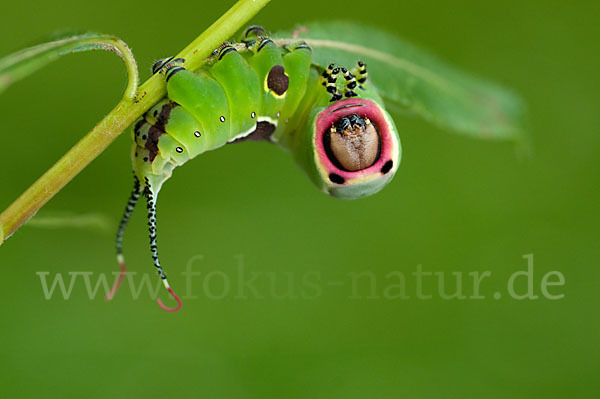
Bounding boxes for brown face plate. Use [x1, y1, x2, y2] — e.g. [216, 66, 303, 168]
[328, 117, 379, 171]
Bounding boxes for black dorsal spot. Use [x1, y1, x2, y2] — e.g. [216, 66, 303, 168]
[267, 65, 289, 96]
[329, 173, 345, 184]
[381, 160, 393, 174]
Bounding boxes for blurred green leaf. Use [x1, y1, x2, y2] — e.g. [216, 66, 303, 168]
[275, 22, 527, 142]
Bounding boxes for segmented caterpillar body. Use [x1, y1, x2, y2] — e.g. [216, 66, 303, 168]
[111, 27, 401, 311]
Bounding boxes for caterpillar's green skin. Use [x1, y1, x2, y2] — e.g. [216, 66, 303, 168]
[131, 39, 400, 199]
[117, 32, 402, 310]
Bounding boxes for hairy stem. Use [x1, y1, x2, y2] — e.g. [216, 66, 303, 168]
[0, 0, 271, 245]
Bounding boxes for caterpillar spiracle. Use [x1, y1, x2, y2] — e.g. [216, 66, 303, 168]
[107, 26, 401, 311]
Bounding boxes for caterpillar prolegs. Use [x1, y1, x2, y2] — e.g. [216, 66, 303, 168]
[108, 27, 401, 311]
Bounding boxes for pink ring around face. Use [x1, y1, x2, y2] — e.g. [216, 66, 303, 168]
[315, 98, 396, 181]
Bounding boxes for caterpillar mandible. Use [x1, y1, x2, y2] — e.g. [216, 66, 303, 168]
[107, 26, 401, 311]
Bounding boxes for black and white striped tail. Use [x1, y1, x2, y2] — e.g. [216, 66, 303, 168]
[144, 179, 182, 312]
[106, 175, 141, 300]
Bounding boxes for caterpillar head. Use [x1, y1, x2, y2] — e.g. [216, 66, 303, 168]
[296, 98, 401, 199]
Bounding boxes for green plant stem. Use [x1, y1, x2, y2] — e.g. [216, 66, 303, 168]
[0, 0, 271, 246]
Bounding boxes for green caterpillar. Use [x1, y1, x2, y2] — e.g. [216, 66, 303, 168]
[109, 26, 401, 311]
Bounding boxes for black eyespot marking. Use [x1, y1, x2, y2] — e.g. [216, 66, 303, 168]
[194, 131, 201, 138]
[220, 116, 226, 123]
[176, 147, 183, 153]
[153, 110, 158, 118]
[329, 173, 345, 184]
[381, 160, 393, 174]
[142, 135, 147, 140]
[267, 65, 289, 96]
[143, 157, 149, 162]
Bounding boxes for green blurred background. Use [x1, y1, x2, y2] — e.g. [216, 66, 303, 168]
[0, 0, 598, 397]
